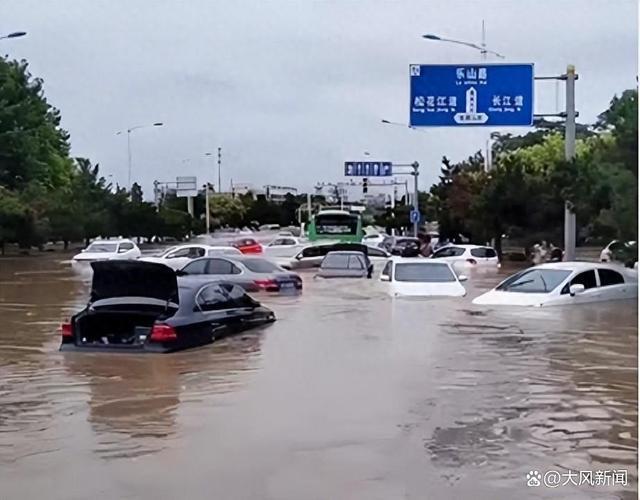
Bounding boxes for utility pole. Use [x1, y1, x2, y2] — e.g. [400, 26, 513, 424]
[217, 147, 222, 194]
[412, 162, 419, 238]
[126, 131, 133, 189]
[204, 183, 211, 236]
[564, 65, 577, 260]
[391, 184, 397, 236]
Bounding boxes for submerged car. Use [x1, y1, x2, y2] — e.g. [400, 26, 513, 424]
[232, 238, 263, 254]
[430, 244, 500, 268]
[60, 261, 275, 353]
[600, 240, 637, 268]
[380, 257, 467, 297]
[140, 244, 242, 270]
[385, 237, 421, 257]
[72, 239, 141, 261]
[473, 262, 638, 307]
[316, 251, 372, 279]
[177, 256, 303, 293]
[361, 233, 386, 247]
[280, 243, 389, 270]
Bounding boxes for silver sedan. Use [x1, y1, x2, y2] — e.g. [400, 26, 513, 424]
[176, 256, 303, 293]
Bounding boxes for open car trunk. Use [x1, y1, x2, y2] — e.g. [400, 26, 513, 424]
[74, 308, 175, 347]
[70, 261, 181, 349]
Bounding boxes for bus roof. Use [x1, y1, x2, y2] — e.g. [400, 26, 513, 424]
[315, 210, 355, 216]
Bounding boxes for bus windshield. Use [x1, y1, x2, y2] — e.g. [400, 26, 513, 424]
[307, 211, 363, 243]
[315, 214, 358, 236]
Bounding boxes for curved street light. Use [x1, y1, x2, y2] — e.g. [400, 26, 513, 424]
[116, 122, 163, 188]
[0, 31, 27, 40]
[421, 21, 505, 60]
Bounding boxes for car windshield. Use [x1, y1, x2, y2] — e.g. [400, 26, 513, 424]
[496, 269, 572, 293]
[158, 246, 179, 257]
[322, 254, 352, 269]
[86, 243, 118, 253]
[241, 259, 280, 273]
[394, 263, 456, 282]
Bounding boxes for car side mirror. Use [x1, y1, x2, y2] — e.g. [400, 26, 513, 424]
[569, 283, 585, 296]
[458, 274, 468, 282]
[295, 254, 302, 260]
[175, 269, 187, 276]
[380, 274, 390, 282]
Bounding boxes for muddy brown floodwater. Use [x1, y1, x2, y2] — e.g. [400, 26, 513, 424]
[0, 253, 637, 500]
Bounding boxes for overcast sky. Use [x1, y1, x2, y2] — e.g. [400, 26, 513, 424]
[4, 0, 638, 198]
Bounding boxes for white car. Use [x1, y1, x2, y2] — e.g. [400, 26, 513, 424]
[600, 240, 636, 262]
[140, 244, 241, 270]
[72, 239, 141, 261]
[280, 243, 390, 270]
[263, 236, 306, 259]
[473, 262, 638, 307]
[361, 233, 386, 247]
[431, 244, 500, 268]
[380, 257, 467, 297]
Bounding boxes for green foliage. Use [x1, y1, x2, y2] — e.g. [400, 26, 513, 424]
[429, 89, 638, 249]
[209, 195, 247, 228]
[0, 58, 71, 191]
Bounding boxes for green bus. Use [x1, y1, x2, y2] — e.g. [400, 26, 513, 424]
[307, 210, 364, 243]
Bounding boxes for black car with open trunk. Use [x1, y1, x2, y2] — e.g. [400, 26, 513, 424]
[60, 260, 276, 353]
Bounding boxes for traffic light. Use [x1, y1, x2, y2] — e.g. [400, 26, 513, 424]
[362, 177, 368, 194]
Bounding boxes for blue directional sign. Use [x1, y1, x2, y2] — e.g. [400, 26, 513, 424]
[409, 63, 534, 127]
[409, 209, 420, 224]
[344, 161, 393, 177]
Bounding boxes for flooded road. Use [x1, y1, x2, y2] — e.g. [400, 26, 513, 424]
[0, 253, 636, 499]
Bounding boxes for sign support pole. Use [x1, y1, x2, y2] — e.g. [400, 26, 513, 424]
[205, 184, 211, 235]
[564, 65, 577, 261]
[412, 162, 419, 238]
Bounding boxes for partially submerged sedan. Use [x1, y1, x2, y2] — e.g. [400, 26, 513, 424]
[316, 251, 373, 279]
[60, 261, 275, 353]
[473, 262, 638, 307]
[380, 257, 467, 297]
[72, 239, 141, 262]
[177, 256, 303, 293]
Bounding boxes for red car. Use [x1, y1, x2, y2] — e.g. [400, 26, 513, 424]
[232, 238, 263, 254]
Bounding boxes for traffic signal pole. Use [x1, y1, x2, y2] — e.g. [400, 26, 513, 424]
[412, 162, 419, 237]
[563, 65, 577, 260]
[390, 161, 420, 237]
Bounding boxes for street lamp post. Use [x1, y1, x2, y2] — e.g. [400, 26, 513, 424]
[422, 20, 505, 60]
[116, 122, 163, 189]
[0, 31, 27, 41]
[423, 21, 505, 177]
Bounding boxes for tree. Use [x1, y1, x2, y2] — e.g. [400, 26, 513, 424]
[0, 187, 28, 254]
[0, 58, 72, 191]
[210, 196, 247, 228]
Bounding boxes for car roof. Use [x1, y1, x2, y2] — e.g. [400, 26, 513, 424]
[90, 239, 134, 244]
[389, 257, 451, 265]
[436, 244, 494, 249]
[326, 251, 364, 256]
[535, 261, 634, 272]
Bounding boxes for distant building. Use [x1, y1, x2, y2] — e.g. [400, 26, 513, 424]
[264, 185, 298, 203]
[231, 183, 263, 199]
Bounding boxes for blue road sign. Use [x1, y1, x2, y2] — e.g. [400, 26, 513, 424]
[409, 209, 420, 224]
[344, 161, 393, 177]
[409, 64, 534, 127]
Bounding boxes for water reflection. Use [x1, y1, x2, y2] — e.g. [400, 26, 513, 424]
[61, 332, 265, 459]
[0, 252, 636, 499]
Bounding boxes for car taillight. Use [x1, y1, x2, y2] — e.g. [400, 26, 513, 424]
[466, 258, 477, 265]
[255, 279, 278, 290]
[150, 324, 177, 342]
[60, 321, 73, 338]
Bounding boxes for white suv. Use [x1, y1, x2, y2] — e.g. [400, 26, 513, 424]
[430, 244, 500, 268]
